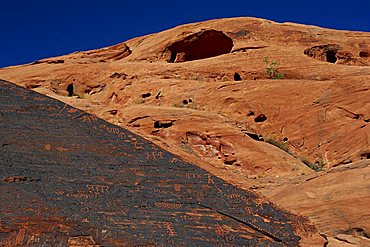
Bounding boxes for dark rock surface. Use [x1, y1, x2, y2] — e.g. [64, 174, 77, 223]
[0, 80, 316, 246]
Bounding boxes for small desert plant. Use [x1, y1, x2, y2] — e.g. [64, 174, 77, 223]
[264, 135, 289, 153]
[71, 93, 87, 99]
[299, 156, 323, 172]
[173, 102, 186, 108]
[76, 93, 87, 99]
[263, 57, 284, 79]
[263, 134, 325, 172]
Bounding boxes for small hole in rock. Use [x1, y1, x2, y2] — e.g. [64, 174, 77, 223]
[183, 100, 188, 105]
[254, 114, 267, 123]
[108, 110, 118, 115]
[67, 84, 74, 97]
[188, 98, 193, 103]
[142, 93, 151, 98]
[234, 72, 242, 81]
[154, 121, 174, 129]
[360, 151, 370, 159]
[283, 137, 288, 142]
[247, 111, 255, 116]
[359, 51, 369, 58]
[326, 51, 337, 63]
[245, 132, 263, 141]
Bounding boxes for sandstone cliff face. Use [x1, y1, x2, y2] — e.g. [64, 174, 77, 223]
[266, 160, 370, 245]
[1, 17, 369, 245]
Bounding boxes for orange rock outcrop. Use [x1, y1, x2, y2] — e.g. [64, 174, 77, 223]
[1, 17, 369, 245]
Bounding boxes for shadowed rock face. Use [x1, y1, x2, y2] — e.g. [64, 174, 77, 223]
[304, 44, 368, 66]
[304, 44, 340, 63]
[166, 30, 233, 62]
[0, 80, 321, 246]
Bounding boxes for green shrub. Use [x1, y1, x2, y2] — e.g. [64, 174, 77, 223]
[264, 134, 323, 172]
[263, 57, 285, 79]
[299, 157, 323, 172]
[72, 93, 87, 99]
[264, 135, 289, 153]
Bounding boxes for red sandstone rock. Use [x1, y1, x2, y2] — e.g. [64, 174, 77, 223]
[1, 17, 369, 244]
[266, 160, 370, 246]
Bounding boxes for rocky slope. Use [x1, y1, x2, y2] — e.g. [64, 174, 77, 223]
[1, 17, 369, 245]
[1, 80, 325, 246]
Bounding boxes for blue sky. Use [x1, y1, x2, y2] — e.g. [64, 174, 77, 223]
[1, 1, 369, 67]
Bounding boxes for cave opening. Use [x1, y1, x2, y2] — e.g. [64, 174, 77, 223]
[166, 30, 233, 63]
[326, 51, 337, 63]
[154, 121, 174, 129]
[233, 72, 242, 81]
[67, 84, 74, 97]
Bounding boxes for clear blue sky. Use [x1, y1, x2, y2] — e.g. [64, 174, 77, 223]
[1, 0, 369, 68]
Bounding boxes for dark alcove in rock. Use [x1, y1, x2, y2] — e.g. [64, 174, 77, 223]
[166, 30, 233, 63]
[326, 50, 338, 63]
[66, 84, 74, 97]
[304, 44, 340, 64]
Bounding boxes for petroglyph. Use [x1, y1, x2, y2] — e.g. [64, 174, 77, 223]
[155, 202, 182, 210]
[163, 222, 177, 237]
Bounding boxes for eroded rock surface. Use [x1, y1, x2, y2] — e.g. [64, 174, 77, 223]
[1, 17, 370, 245]
[304, 44, 368, 65]
[0, 80, 324, 246]
[265, 161, 370, 239]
